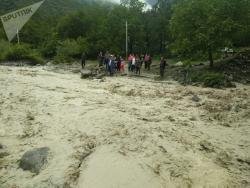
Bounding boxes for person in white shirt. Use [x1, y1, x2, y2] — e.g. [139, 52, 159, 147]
[131, 56, 136, 72]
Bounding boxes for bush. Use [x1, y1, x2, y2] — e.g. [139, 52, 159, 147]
[0, 40, 11, 61]
[77, 37, 88, 55]
[55, 40, 79, 63]
[190, 71, 231, 88]
[202, 72, 225, 88]
[4, 44, 44, 65]
[40, 38, 59, 58]
[55, 38, 88, 63]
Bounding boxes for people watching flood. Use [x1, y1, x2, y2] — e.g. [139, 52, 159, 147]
[96, 51, 166, 78]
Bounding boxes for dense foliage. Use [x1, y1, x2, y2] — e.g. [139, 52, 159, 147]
[0, 0, 249, 63]
[0, 40, 44, 64]
[170, 0, 250, 66]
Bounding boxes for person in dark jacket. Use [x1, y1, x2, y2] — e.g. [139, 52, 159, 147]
[108, 55, 116, 76]
[98, 51, 104, 67]
[135, 55, 141, 75]
[104, 51, 110, 71]
[117, 56, 122, 72]
[81, 52, 86, 69]
[148, 54, 152, 71]
[160, 57, 167, 78]
[144, 54, 149, 70]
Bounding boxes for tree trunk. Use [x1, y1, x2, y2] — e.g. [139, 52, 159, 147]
[208, 48, 214, 68]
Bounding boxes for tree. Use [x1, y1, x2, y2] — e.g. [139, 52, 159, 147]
[121, 0, 146, 54]
[0, 26, 6, 41]
[152, 0, 173, 54]
[170, 0, 240, 67]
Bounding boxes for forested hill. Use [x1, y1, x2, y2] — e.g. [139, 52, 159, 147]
[0, 0, 249, 63]
[0, 0, 98, 16]
[0, 0, 115, 46]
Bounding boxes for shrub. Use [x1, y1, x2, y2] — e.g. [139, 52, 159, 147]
[55, 39, 81, 63]
[0, 40, 11, 61]
[202, 72, 225, 88]
[40, 38, 59, 58]
[4, 44, 44, 65]
[76, 37, 88, 55]
[190, 71, 230, 88]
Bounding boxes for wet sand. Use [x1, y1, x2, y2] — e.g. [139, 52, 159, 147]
[0, 66, 249, 187]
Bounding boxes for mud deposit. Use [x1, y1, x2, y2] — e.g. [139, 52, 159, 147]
[0, 66, 249, 187]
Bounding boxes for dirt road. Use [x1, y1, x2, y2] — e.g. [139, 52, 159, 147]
[0, 66, 249, 187]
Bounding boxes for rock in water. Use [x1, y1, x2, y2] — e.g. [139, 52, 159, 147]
[95, 73, 105, 79]
[0, 151, 9, 158]
[19, 147, 49, 174]
[175, 61, 183, 67]
[200, 140, 214, 152]
[191, 95, 201, 102]
[81, 69, 92, 79]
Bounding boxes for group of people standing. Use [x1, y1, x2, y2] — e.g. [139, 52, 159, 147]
[127, 54, 152, 75]
[96, 51, 167, 78]
[98, 52, 126, 76]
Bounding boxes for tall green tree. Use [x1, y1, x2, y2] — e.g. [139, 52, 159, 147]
[170, 0, 244, 67]
[121, 0, 146, 53]
[153, 0, 173, 54]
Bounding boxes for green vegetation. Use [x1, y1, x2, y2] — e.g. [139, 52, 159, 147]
[190, 71, 230, 88]
[0, 42, 44, 64]
[0, 40, 10, 61]
[0, 0, 249, 61]
[170, 0, 250, 67]
[55, 38, 88, 63]
[0, 0, 249, 87]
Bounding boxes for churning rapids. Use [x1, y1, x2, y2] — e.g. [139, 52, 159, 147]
[0, 65, 249, 187]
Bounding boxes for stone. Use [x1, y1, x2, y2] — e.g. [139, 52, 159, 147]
[175, 61, 183, 67]
[168, 116, 175, 122]
[81, 69, 92, 79]
[191, 95, 201, 102]
[189, 116, 197, 121]
[222, 123, 232, 127]
[200, 140, 214, 152]
[95, 73, 105, 79]
[216, 151, 232, 167]
[0, 151, 9, 158]
[19, 147, 49, 174]
[237, 157, 250, 165]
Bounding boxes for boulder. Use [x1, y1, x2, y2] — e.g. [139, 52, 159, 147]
[19, 147, 49, 174]
[200, 140, 214, 152]
[81, 69, 92, 79]
[0, 144, 9, 158]
[95, 73, 105, 79]
[46, 62, 53, 66]
[237, 157, 250, 165]
[191, 95, 201, 102]
[175, 61, 183, 67]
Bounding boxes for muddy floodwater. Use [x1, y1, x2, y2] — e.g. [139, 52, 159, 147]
[0, 66, 249, 187]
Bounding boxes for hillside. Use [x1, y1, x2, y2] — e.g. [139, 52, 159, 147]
[0, 0, 84, 16]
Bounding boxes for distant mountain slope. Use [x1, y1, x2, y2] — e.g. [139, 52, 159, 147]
[0, 0, 84, 16]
